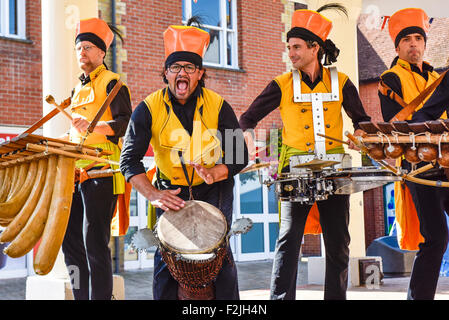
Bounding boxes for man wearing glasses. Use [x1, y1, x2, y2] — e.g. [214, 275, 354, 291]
[120, 19, 248, 300]
[62, 18, 132, 300]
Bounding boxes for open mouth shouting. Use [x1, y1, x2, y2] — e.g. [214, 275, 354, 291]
[175, 77, 190, 97]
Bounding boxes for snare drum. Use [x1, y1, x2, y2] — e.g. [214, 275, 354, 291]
[156, 200, 229, 300]
[328, 167, 401, 194]
[271, 167, 401, 203]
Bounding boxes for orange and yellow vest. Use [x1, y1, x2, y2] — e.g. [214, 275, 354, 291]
[275, 67, 348, 153]
[274, 67, 348, 235]
[144, 87, 223, 186]
[69, 64, 130, 236]
[380, 59, 444, 250]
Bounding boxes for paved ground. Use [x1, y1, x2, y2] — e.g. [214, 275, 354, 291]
[2, 259, 449, 300]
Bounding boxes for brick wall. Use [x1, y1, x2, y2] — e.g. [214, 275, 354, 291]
[0, 0, 42, 127]
[363, 188, 385, 249]
[359, 80, 388, 249]
[302, 234, 321, 256]
[359, 80, 383, 123]
[120, 0, 285, 134]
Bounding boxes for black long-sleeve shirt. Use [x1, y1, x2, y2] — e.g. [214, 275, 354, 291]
[239, 67, 371, 131]
[120, 85, 248, 184]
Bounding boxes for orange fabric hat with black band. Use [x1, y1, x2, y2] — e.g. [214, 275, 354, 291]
[389, 8, 430, 48]
[75, 18, 114, 53]
[287, 9, 333, 46]
[163, 25, 210, 68]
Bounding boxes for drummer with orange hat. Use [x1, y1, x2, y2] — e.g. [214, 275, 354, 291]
[61, 17, 132, 300]
[378, 8, 449, 300]
[239, 5, 370, 300]
[120, 18, 248, 300]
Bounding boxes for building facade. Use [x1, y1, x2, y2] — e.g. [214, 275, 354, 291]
[1, 0, 388, 277]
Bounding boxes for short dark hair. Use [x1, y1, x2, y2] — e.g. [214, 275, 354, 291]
[160, 66, 208, 87]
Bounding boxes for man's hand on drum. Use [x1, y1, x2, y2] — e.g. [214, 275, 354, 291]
[190, 163, 229, 185]
[129, 173, 185, 212]
[149, 188, 185, 212]
[347, 129, 366, 151]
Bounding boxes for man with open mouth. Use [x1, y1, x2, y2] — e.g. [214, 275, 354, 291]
[120, 17, 248, 300]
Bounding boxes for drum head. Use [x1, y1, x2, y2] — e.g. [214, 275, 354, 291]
[156, 200, 227, 254]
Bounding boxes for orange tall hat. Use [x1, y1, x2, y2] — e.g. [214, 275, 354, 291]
[163, 25, 210, 68]
[288, 9, 333, 45]
[75, 18, 114, 52]
[388, 8, 430, 47]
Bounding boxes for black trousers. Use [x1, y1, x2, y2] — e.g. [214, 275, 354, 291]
[152, 179, 240, 300]
[62, 177, 118, 300]
[405, 180, 449, 299]
[270, 194, 350, 300]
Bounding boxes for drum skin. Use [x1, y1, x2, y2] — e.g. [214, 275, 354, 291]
[384, 144, 404, 159]
[404, 145, 420, 164]
[156, 200, 227, 254]
[417, 144, 438, 162]
[438, 144, 449, 168]
[366, 143, 386, 160]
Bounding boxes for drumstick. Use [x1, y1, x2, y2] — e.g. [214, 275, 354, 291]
[45, 95, 74, 121]
[316, 133, 350, 146]
[407, 163, 435, 177]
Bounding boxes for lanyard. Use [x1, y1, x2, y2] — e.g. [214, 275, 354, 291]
[178, 151, 195, 200]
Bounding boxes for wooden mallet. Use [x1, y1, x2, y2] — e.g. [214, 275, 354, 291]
[45, 95, 73, 121]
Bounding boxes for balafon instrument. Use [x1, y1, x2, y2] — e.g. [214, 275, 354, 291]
[0, 82, 123, 275]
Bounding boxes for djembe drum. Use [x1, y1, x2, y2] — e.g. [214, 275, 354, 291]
[156, 200, 229, 300]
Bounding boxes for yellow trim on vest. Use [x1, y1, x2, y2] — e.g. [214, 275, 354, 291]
[144, 87, 223, 186]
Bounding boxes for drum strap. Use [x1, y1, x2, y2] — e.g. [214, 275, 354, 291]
[178, 151, 195, 200]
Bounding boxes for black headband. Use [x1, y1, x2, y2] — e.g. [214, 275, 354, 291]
[165, 51, 203, 69]
[75, 32, 107, 53]
[395, 26, 427, 48]
[287, 27, 325, 47]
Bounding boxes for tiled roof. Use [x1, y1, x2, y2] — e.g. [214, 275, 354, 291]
[357, 14, 449, 82]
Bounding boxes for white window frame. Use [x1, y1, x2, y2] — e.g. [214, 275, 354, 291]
[0, 0, 26, 39]
[124, 157, 155, 270]
[182, 0, 239, 69]
[232, 175, 279, 262]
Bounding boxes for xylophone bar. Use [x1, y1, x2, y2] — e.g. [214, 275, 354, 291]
[361, 134, 449, 144]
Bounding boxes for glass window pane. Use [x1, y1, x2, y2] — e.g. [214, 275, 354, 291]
[226, 0, 232, 28]
[124, 226, 138, 261]
[268, 186, 279, 214]
[226, 32, 232, 66]
[192, 0, 220, 27]
[182, 0, 186, 22]
[239, 172, 263, 214]
[241, 223, 264, 253]
[269, 223, 279, 252]
[203, 28, 220, 64]
[9, 0, 17, 35]
[130, 189, 138, 216]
